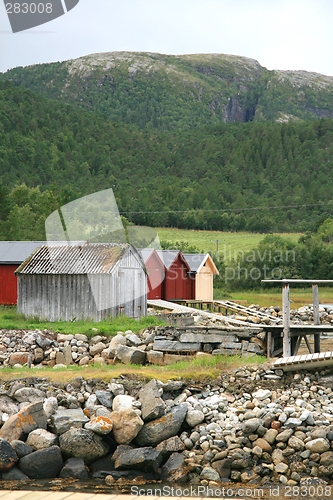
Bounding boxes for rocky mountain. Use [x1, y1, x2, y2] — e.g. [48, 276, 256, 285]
[2, 52, 333, 130]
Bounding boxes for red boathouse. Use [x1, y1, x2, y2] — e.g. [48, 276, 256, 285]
[156, 250, 195, 301]
[0, 242, 50, 305]
[139, 249, 166, 300]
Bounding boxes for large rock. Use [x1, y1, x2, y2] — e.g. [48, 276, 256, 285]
[9, 353, 33, 366]
[110, 409, 144, 445]
[114, 446, 162, 473]
[243, 418, 260, 434]
[115, 345, 146, 365]
[85, 416, 113, 435]
[108, 334, 127, 356]
[275, 429, 294, 443]
[185, 409, 205, 427]
[252, 389, 272, 400]
[320, 451, 333, 466]
[254, 438, 272, 453]
[112, 395, 136, 412]
[201, 466, 220, 481]
[0, 396, 19, 415]
[306, 438, 330, 454]
[138, 380, 165, 422]
[13, 388, 46, 403]
[0, 401, 47, 442]
[60, 457, 89, 479]
[50, 408, 89, 435]
[0, 438, 18, 471]
[135, 404, 188, 446]
[90, 342, 106, 356]
[43, 397, 58, 418]
[95, 390, 113, 408]
[288, 435, 305, 452]
[2, 466, 29, 481]
[161, 452, 188, 483]
[59, 428, 109, 463]
[212, 458, 232, 479]
[10, 440, 33, 458]
[26, 429, 58, 450]
[156, 436, 185, 458]
[19, 445, 63, 479]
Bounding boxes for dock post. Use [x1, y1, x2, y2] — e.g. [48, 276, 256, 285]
[282, 282, 291, 357]
[312, 283, 320, 353]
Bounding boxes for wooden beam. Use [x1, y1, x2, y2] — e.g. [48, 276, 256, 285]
[312, 283, 320, 353]
[282, 282, 291, 357]
[292, 335, 302, 356]
[266, 331, 272, 358]
[304, 335, 313, 354]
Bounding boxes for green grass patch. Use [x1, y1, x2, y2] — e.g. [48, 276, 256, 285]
[0, 306, 166, 337]
[0, 354, 267, 384]
[214, 287, 333, 309]
[157, 228, 302, 262]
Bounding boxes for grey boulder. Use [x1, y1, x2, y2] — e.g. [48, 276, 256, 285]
[59, 457, 89, 480]
[19, 445, 63, 479]
[114, 446, 163, 474]
[138, 379, 165, 422]
[0, 438, 18, 471]
[161, 452, 188, 483]
[135, 404, 188, 446]
[59, 428, 109, 463]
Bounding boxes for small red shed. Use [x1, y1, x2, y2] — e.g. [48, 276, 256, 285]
[156, 250, 195, 301]
[0, 241, 86, 305]
[0, 242, 50, 305]
[139, 249, 166, 300]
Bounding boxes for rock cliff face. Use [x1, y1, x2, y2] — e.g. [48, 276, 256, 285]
[3, 52, 333, 130]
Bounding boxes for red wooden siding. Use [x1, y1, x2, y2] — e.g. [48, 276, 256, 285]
[145, 252, 165, 300]
[0, 265, 18, 305]
[164, 254, 194, 301]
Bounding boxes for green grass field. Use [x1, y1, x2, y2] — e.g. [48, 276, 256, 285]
[214, 287, 333, 309]
[156, 228, 302, 262]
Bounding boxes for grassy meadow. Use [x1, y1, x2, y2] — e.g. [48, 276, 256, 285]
[215, 287, 333, 309]
[156, 227, 333, 308]
[156, 228, 302, 262]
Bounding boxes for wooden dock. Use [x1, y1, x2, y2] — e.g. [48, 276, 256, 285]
[274, 351, 333, 371]
[0, 493, 136, 500]
[0, 493, 245, 500]
[147, 299, 262, 327]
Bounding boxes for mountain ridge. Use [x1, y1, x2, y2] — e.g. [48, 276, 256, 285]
[3, 51, 333, 130]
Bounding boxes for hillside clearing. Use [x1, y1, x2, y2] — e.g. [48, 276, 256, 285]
[157, 228, 302, 262]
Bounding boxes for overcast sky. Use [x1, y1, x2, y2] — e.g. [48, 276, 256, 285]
[1, 0, 333, 75]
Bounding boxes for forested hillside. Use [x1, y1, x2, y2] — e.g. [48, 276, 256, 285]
[3, 52, 333, 131]
[1, 79, 333, 239]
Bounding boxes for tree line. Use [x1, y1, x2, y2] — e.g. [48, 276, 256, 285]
[1, 80, 333, 237]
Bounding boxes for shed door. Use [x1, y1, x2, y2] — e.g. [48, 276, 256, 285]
[118, 269, 144, 318]
[148, 267, 164, 300]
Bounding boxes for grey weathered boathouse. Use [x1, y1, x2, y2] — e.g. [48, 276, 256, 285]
[15, 243, 147, 321]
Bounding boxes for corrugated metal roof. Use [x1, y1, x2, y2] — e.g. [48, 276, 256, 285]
[16, 243, 130, 275]
[0, 241, 85, 264]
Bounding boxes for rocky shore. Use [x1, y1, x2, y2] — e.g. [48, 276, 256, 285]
[0, 363, 332, 488]
[2, 303, 332, 370]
